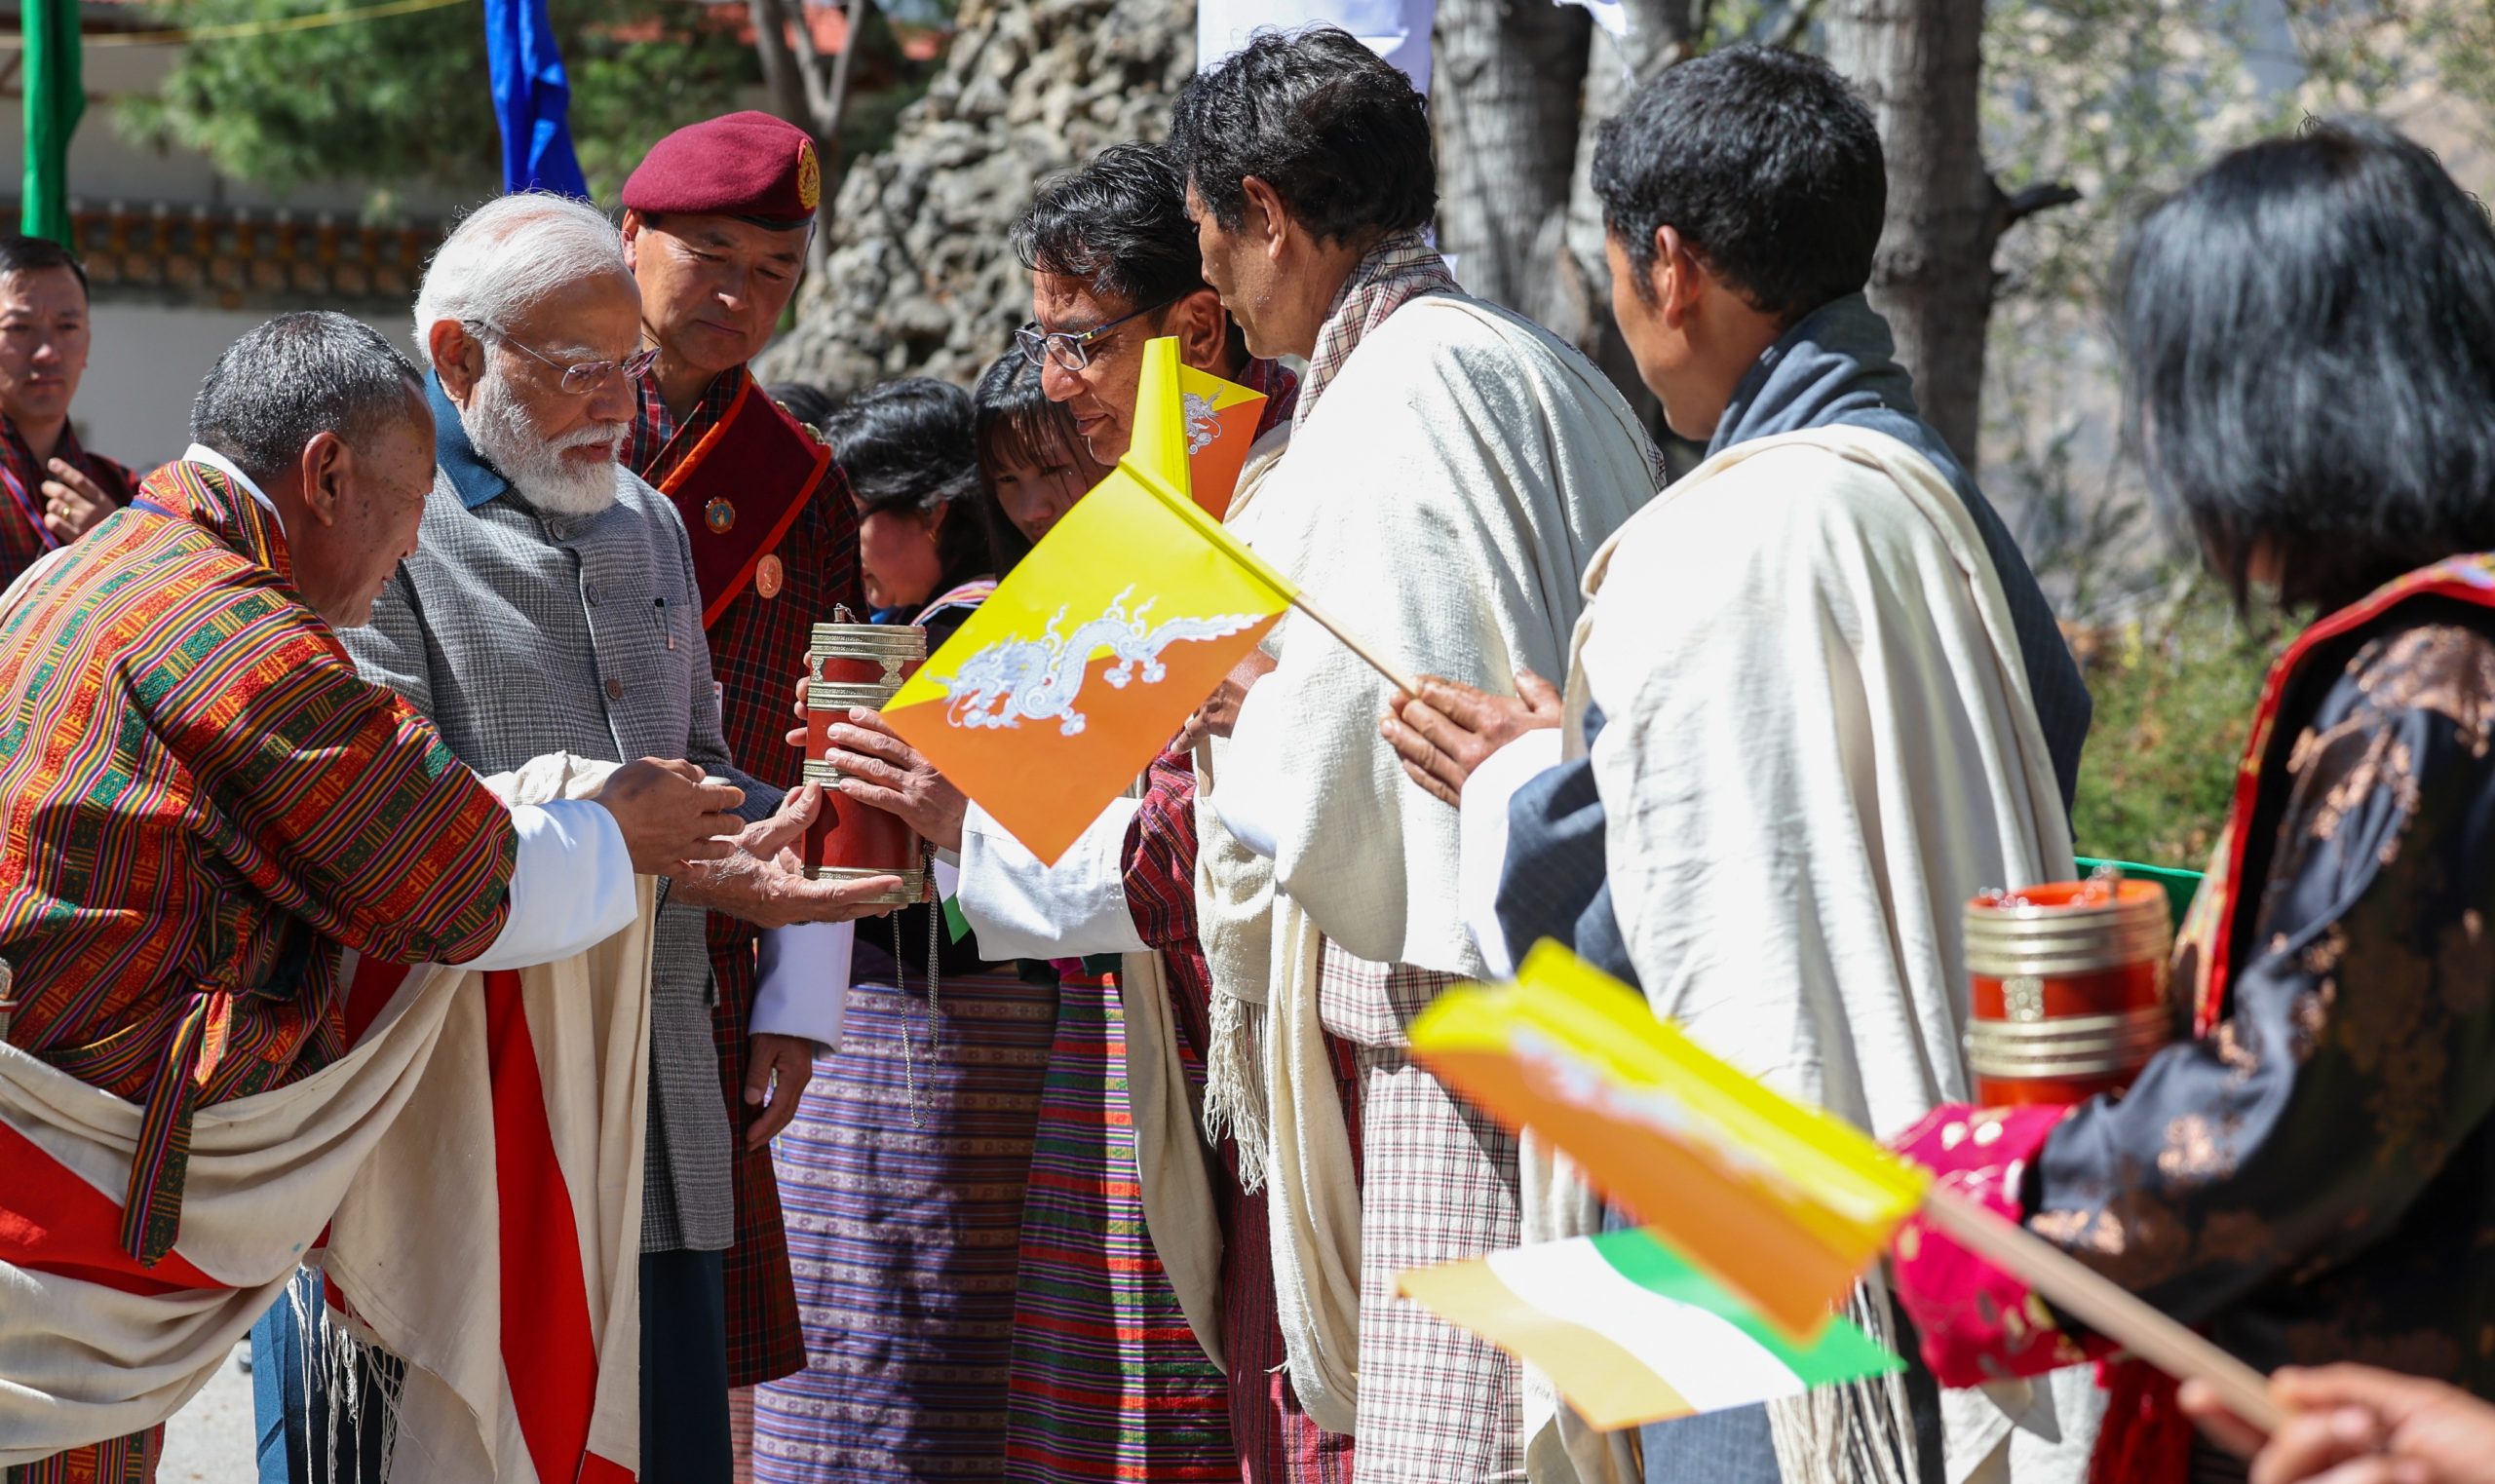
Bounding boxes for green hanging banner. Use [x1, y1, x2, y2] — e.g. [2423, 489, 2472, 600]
[20, 0, 85, 245]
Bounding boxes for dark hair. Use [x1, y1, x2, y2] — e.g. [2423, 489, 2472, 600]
[0, 235, 89, 298]
[1591, 44, 1885, 321]
[971, 351, 1093, 571]
[766, 380, 838, 431]
[1167, 25, 1436, 245]
[190, 312, 426, 488]
[1015, 143, 1208, 313]
[2121, 119, 2495, 614]
[821, 377, 993, 595]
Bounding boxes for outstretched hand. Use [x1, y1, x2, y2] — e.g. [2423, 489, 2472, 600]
[670, 782, 906, 927]
[2182, 1365, 2495, 1484]
[1377, 666, 1564, 808]
[592, 757, 745, 875]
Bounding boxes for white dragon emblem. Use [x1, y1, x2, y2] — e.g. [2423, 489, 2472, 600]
[933, 587, 1264, 737]
[1182, 391, 1223, 455]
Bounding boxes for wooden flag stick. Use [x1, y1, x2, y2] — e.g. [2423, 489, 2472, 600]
[1286, 590, 1424, 699]
[1920, 1184, 2280, 1431]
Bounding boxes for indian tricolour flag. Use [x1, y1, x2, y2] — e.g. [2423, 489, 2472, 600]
[1401, 1227, 1901, 1431]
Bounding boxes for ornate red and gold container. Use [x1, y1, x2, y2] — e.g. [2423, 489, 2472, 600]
[1963, 876, 2175, 1106]
[800, 619, 927, 907]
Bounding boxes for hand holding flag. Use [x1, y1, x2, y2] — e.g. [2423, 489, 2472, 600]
[1403, 942, 2283, 1432]
[879, 338, 1409, 863]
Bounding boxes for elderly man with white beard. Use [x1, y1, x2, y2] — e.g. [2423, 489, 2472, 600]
[251, 193, 890, 1484]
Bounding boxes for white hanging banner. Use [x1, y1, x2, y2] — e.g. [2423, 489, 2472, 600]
[1196, 0, 1439, 96]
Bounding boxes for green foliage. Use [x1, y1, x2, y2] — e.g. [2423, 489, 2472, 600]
[117, 0, 759, 211]
[2067, 576, 2280, 868]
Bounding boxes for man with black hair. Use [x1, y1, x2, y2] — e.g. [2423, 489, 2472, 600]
[815, 140, 1356, 1484]
[0, 234, 134, 591]
[1161, 26, 1661, 1484]
[1381, 45, 2096, 1484]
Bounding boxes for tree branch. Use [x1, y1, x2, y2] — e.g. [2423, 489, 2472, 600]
[2000, 180, 2084, 230]
[1766, 0, 1826, 54]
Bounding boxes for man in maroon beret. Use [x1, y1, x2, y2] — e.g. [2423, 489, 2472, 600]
[618, 109, 863, 1469]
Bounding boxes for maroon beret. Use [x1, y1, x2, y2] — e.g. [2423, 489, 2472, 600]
[622, 111, 821, 228]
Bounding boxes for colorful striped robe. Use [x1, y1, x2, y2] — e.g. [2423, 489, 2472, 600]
[0, 459, 518, 1265]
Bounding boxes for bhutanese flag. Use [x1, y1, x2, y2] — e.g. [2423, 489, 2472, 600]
[882, 338, 1294, 863]
[1401, 1229, 1901, 1430]
[1175, 362, 1269, 518]
[1407, 941, 1930, 1342]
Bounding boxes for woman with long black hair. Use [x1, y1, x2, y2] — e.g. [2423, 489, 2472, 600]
[1891, 120, 2495, 1483]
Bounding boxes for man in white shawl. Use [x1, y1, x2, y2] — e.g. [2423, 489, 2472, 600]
[1381, 47, 2099, 1484]
[1164, 28, 1661, 1483]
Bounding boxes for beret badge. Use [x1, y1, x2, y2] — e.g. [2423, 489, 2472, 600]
[797, 140, 822, 213]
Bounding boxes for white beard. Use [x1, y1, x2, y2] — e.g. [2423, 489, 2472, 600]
[461, 366, 628, 517]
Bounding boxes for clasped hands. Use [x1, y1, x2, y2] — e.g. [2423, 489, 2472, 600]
[589, 757, 902, 926]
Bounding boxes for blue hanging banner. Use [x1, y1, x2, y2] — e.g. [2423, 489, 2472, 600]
[485, 0, 591, 197]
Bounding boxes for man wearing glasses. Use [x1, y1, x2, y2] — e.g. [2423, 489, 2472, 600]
[616, 110, 862, 1423]
[816, 142, 1354, 1484]
[256, 192, 884, 1484]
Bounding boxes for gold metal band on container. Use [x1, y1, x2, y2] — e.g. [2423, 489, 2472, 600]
[808, 679, 901, 712]
[1966, 1007, 2174, 1078]
[802, 758, 847, 785]
[807, 864, 925, 906]
[809, 625, 927, 663]
[1965, 912, 2174, 978]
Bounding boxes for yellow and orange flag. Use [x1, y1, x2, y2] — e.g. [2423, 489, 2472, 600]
[881, 338, 1294, 863]
[1406, 943, 1930, 1342]
[1175, 362, 1271, 518]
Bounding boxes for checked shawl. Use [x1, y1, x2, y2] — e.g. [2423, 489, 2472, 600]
[630, 366, 864, 1386]
[1294, 231, 1459, 425]
[0, 459, 517, 1264]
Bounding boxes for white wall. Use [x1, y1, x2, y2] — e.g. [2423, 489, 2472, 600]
[74, 302, 410, 472]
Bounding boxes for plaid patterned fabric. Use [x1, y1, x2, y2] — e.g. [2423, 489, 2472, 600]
[1327, 953, 1523, 1484]
[630, 364, 862, 1386]
[342, 447, 760, 1258]
[1233, 356, 1302, 437]
[1125, 753, 1361, 1483]
[2, 1426, 161, 1484]
[0, 414, 135, 591]
[1294, 232, 1459, 427]
[0, 460, 517, 1262]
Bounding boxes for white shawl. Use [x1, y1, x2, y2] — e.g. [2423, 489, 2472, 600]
[1519, 425, 2088, 1482]
[1201, 293, 1656, 1433]
[1224, 294, 1657, 976]
[0, 755, 654, 1479]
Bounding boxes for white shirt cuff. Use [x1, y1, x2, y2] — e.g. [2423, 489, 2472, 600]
[1209, 681, 1284, 860]
[752, 922, 855, 1049]
[1458, 731, 1565, 981]
[959, 798, 1148, 960]
[466, 799, 637, 970]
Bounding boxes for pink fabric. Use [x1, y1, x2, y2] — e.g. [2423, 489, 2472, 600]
[1887, 1103, 2107, 1387]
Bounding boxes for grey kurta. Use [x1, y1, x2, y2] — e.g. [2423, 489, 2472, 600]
[345, 448, 773, 1255]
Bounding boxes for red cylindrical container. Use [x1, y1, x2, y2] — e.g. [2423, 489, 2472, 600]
[1963, 878, 2175, 1106]
[799, 620, 928, 907]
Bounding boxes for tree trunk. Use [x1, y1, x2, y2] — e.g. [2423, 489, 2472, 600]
[749, 0, 814, 133]
[1824, 0, 1999, 468]
[1432, 0, 1591, 311]
[1526, 0, 1697, 428]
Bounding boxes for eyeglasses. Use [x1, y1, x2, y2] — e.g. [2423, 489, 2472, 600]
[465, 320, 659, 395]
[1013, 298, 1176, 372]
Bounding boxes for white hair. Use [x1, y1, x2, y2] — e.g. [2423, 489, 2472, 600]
[411, 193, 629, 367]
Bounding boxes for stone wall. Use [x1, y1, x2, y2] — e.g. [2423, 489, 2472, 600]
[757, 0, 1196, 393]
